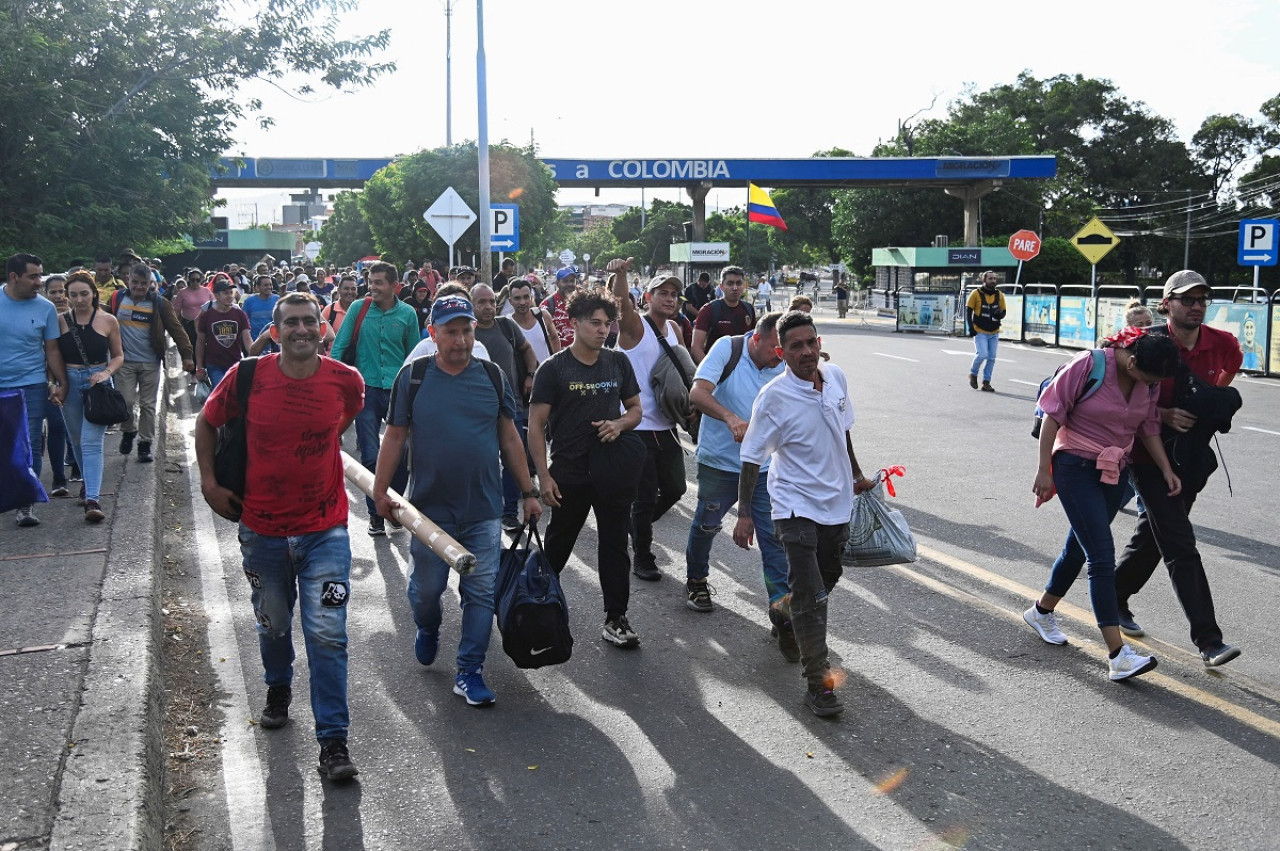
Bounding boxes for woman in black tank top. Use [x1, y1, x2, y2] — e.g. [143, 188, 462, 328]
[57, 273, 124, 523]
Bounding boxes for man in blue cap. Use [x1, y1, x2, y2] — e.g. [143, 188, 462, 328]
[374, 295, 541, 707]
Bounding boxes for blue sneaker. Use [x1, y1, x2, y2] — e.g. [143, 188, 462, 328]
[414, 629, 439, 666]
[453, 667, 496, 707]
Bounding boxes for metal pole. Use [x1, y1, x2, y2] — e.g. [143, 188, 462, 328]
[1183, 189, 1192, 268]
[476, 0, 492, 285]
[445, 0, 453, 146]
[1091, 263, 1097, 299]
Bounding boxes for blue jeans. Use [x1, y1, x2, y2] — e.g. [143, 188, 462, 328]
[238, 524, 352, 743]
[685, 463, 789, 603]
[408, 518, 501, 671]
[1044, 451, 1128, 628]
[63, 366, 110, 502]
[44, 399, 67, 486]
[206, 365, 229, 390]
[500, 409, 529, 517]
[354, 386, 393, 518]
[970, 332, 999, 382]
[17, 383, 48, 479]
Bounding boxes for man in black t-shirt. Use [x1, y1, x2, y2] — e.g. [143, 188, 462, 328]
[683, 271, 715, 322]
[528, 291, 644, 649]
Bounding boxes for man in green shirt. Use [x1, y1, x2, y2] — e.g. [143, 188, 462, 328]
[330, 261, 419, 535]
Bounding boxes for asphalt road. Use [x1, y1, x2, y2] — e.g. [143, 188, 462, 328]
[164, 317, 1280, 851]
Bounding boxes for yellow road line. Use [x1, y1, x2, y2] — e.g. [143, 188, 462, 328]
[894, 543, 1280, 741]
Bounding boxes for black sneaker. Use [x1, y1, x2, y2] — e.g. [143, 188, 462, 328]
[119, 431, 136, 455]
[317, 739, 359, 781]
[259, 685, 291, 729]
[14, 506, 39, 527]
[1200, 642, 1241, 668]
[768, 605, 800, 663]
[502, 514, 521, 534]
[367, 516, 386, 537]
[50, 483, 70, 498]
[686, 579, 714, 613]
[805, 682, 844, 717]
[136, 441, 153, 463]
[632, 558, 662, 582]
[602, 615, 640, 648]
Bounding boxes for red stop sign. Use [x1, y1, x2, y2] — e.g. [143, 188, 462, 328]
[1008, 229, 1042, 262]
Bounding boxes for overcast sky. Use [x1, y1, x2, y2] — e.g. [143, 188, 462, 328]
[219, 0, 1280, 224]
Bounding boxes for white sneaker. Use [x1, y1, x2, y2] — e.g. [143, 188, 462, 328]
[1109, 644, 1157, 681]
[1023, 606, 1068, 645]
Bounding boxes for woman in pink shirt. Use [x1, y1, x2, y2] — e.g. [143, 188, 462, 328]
[173, 271, 214, 349]
[1022, 328, 1182, 682]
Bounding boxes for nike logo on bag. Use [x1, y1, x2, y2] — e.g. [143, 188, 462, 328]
[529, 647, 553, 656]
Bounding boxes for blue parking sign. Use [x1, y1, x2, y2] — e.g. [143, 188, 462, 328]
[1237, 219, 1278, 266]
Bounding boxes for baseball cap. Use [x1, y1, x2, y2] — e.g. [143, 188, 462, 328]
[1163, 270, 1208, 299]
[450, 265, 476, 279]
[646, 274, 682, 293]
[296, 273, 311, 284]
[430, 294, 475, 326]
[555, 266, 579, 281]
[212, 279, 234, 294]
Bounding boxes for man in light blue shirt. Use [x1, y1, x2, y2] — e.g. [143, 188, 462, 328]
[241, 274, 280, 346]
[683, 313, 791, 639]
[1, 253, 67, 527]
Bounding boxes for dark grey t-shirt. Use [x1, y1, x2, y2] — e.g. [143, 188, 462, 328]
[530, 347, 640, 483]
[474, 316, 523, 410]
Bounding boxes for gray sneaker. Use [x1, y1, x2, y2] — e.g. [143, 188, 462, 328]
[15, 506, 38, 527]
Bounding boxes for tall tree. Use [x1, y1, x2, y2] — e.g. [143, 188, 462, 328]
[0, 0, 392, 266]
[317, 192, 376, 266]
[359, 143, 558, 269]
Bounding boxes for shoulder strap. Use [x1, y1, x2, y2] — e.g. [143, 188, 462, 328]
[745, 301, 756, 327]
[235, 356, 259, 415]
[497, 315, 518, 348]
[717, 335, 746, 385]
[1079, 349, 1107, 402]
[405, 355, 432, 424]
[535, 308, 553, 350]
[478, 358, 505, 415]
[644, 314, 691, 389]
[710, 299, 724, 326]
[346, 298, 374, 351]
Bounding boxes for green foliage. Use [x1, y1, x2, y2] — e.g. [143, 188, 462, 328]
[0, 0, 392, 267]
[360, 143, 558, 269]
[318, 192, 376, 265]
[609, 200, 692, 271]
[830, 72, 1236, 281]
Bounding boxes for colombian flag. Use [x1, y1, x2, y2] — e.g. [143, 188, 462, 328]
[748, 183, 787, 231]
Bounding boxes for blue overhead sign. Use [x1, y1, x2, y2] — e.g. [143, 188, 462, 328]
[489, 204, 520, 252]
[541, 156, 1046, 187]
[1238, 219, 1279, 266]
[213, 155, 1056, 189]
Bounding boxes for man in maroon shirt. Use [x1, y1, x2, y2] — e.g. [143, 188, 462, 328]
[1114, 270, 1244, 667]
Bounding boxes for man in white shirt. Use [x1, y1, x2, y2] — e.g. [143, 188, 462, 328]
[734, 310, 875, 718]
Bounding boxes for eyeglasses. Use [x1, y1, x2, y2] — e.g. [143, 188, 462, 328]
[1176, 295, 1210, 307]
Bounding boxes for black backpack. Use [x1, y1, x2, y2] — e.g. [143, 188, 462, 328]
[495, 523, 573, 668]
[212, 356, 259, 522]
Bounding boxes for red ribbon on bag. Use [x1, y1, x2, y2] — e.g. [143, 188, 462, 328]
[875, 465, 906, 497]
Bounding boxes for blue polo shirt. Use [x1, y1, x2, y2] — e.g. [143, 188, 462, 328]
[694, 332, 784, 473]
[387, 357, 516, 525]
[0, 289, 60, 388]
[241, 293, 278, 340]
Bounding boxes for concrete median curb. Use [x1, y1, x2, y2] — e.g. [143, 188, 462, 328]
[49, 363, 174, 851]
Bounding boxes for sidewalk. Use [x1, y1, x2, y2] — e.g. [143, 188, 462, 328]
[2, 372, 171, 849]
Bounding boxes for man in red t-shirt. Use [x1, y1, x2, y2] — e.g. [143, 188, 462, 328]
[1114, 270, 1244, 668]
[194, 292, 366, 780]
[691, 265, 756, 363]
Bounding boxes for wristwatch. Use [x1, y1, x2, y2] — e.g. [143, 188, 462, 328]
[522, 487, 540, 499]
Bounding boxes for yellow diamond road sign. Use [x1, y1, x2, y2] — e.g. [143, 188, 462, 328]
[1071, 216, 1120, 265]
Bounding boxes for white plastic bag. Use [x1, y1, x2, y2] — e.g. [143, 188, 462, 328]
[841, 468, 916, 567]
